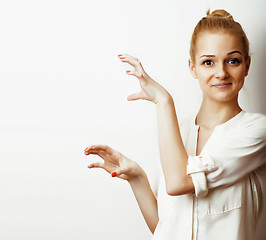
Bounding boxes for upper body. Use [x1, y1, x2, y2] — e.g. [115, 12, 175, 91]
[152, 110, 266, 240]
[85, 9, 266, 240]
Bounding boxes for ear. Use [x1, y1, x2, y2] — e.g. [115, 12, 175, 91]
[244, 56, 251, 77]
[188, 59, 198, 79]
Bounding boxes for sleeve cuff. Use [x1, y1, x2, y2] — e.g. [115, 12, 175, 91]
[187, 155, 216, 175]
[190, 172, 208, 197]
[187, 155, 217, 198]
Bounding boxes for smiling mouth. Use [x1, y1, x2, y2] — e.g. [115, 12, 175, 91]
[212, 83, 232, 88]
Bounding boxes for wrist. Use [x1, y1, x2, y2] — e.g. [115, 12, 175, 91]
[128, 167, 147, 184]
[155, 92, 173, 106]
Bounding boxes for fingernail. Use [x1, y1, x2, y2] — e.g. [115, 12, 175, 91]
[120, 57, 125, 59]
[84, 148, 88, 151]
[111, 172, 117, 177]
[118, 54, 122, 57]
[126, 70, 130, 73]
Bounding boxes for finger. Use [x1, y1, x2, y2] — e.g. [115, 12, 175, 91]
[84, 145, 96, 153]
[88, 162, 104, 169]
[127, 91, 147, 101]
[111, 166, 128, 178]
[85, 145, 112, 155]
[118, 54, 136, 62]
[111, 169, 122, 177]
[84, 145, 93, 152]
[91, 145, 113, 154]
[84, 148, 99, 155]
[118, 54, 144, 72]
[85, 149, 107, 159]
[126, 70, 143, 78]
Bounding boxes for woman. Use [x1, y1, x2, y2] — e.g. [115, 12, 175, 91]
[84, 9, 266, 239]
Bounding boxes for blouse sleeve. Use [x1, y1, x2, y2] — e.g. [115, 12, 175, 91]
[187, 116, 266, 198]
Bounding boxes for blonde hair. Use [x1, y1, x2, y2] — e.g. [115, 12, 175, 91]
[189, 9, 250, 63]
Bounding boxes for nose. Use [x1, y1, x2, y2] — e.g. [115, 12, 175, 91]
[215, 63, 229, 79]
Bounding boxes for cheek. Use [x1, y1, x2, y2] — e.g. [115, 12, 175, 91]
[198, 76, 211, 91]
[197, 70, 213, 84]
[232, 68, 246, 84]
[229, 68, 245, 92]
[234, 77, 245, 91]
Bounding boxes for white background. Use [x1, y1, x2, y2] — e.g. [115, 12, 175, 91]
[0, 0, 265, 239]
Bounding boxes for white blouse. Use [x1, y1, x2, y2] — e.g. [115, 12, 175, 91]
[152, 110, 266, 240]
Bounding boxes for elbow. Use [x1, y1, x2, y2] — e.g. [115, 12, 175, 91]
[165, 177, 194, 196]
[148, 216, 159, 234]
[166, 184, 185, 196]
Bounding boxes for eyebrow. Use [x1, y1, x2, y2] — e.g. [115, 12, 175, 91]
[227, 51, 242, 55]
[200, 51, 243, 58]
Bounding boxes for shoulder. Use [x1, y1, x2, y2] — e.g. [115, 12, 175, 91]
[227, 111, 266, 141]
[236, 111, 266, 134]
[225, 111, 265, 130]
[240, 111, 266, 129]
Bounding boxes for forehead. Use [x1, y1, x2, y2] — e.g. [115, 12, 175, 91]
[195, 32, 244, 57]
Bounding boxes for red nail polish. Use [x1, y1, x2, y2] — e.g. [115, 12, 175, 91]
[126, 70, 130, 73]
[120, 57, 125, 59]
[111, 172, 117, 177]
[118, 54, 122, 57]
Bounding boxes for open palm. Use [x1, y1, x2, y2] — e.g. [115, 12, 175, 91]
[84, 145, 141, 181]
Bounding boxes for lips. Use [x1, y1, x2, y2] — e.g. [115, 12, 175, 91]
[212, 83, 232, 88]
[213, 83, 232, 86]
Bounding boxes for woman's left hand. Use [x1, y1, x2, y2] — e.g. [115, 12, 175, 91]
[84, 144, 144, 181]
[118, 54, 169, 103]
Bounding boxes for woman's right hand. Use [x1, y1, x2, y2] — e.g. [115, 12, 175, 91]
[84, 145, 144, 181]
[118, 54, 170, 104]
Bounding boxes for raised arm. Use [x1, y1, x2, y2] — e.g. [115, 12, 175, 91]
[155, 96, 195, 195]
[118, 54, 194, 196]
[84, 145, 159, 233]
[118, 54, 266, 198]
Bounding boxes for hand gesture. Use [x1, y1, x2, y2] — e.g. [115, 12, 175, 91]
[118, 54, 169, 103]
[84, 145, 143, 181]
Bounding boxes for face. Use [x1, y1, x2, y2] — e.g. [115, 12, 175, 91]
[189, 32, 251, 103]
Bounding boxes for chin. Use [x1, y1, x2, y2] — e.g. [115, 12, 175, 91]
[212, 92, 239, 103]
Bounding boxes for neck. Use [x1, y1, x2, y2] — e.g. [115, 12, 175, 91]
[196, 95, 242, 129]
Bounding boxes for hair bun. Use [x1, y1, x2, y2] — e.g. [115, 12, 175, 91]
[206, 9, 234, 21]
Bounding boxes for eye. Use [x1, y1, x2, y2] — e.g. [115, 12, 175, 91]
[228, 58, 241, 64]
[203, 60, 214, 66]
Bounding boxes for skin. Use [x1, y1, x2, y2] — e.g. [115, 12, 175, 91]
[189, 32, 251, 155]
[189, 33, 250, 126]
[84, 145, 159, 233]
[84, 32, 251, 233]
